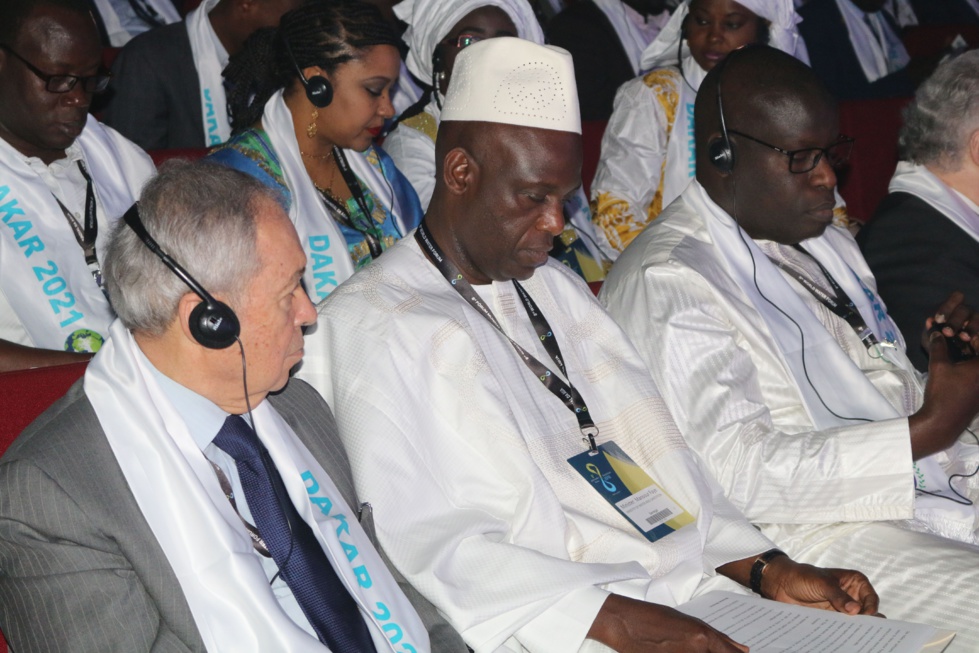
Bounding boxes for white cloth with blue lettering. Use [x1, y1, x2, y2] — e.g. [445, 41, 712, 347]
[835, 0, 910, 82]
[263, 90, 414, 302]
[602, 181, 979, 543]
[0, 117, 153, 352]
[86, 320, 429, 652]
[186, 0, 232, 147]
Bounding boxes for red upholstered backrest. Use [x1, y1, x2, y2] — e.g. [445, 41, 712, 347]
[902, 25, 979, 58]
[149, 147, 210, 167]
[836, 96, 912, 223]
[581, 120, 608, 197]
[0, 362, 89, 458]
[0, 361, 88, 652]
[181, 0, 204, 15]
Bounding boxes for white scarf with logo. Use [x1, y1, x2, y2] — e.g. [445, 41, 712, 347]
[87, 321, 430, 652]
[835, 0, 910, 83]
[186, 0, 232, 146]
[890, 161, 979, 245]
[689, 182, 975, 537]
[263, 91, 412, 303]
[0, 117, 153, 352]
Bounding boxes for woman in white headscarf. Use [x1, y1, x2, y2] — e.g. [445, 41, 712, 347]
[385, 0, 613, 283]
[591, 0, 815, 257]
[383, 0, 544, 210]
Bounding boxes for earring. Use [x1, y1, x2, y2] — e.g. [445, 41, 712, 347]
[306, 108, 319, 139]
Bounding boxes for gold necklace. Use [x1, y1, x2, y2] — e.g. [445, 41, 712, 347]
[300, 148, 335, 161]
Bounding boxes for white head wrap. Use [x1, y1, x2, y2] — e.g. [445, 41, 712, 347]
[395, 0, 545, 85]
[441, 37, 581, 135]
[640, 0, 809, 71]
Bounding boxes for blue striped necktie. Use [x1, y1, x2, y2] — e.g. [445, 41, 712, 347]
[213, 414, 377, 652]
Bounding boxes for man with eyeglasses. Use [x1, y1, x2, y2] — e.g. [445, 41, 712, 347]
[0, 0, 155, 373]
[603, 45, 979, 648]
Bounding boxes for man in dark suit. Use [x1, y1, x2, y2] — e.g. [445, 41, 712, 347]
[102, 0, 300, 150]
[799, 0, 919, 99]
[859, 50, 979, 371]
[0, 161, 465, 651]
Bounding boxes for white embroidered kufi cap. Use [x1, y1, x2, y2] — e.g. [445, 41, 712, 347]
[440, 37, 581, 135]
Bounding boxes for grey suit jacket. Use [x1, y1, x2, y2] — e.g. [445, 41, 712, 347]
[0, 378, 466, 652]
[102, 22, 207, 151]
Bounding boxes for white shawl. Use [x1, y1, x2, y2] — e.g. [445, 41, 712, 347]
[86, 320, 429, 652]
[690, 182, 975, 536]
[262, 91, 412, 303]
[835, 0, 910, 83]
[890, 161, 979, 245]
[641, 0, 809, 72]
[186, 0, 232, 146]
[0, 117, 154, 351]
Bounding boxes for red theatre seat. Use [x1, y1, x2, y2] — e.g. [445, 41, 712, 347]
[0, 361, 88, 653]
[902, 25, 979, 58]
[836, 96, 912, 223]
[149, 147, 210, 167]
[0, 362, 89, 456]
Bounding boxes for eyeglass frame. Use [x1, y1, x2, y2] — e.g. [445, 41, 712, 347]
[726, 129, 855, 174]
[441, 33, 485, 49]
[0, 43, 111, 94]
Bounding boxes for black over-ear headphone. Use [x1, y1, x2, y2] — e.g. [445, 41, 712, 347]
[123, 204, 241, 349]
[284, 34, 333, 108]
[708, 48, 736, 174]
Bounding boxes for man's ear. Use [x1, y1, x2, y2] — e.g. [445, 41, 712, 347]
[176, 291, 203, 345]
[441, 147, 476, 195]
[968, 129, 979, 169]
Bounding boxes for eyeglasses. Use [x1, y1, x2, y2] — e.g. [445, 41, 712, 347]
[442, 33, 484, 49]
[0, 44, 111, 94]
[727, 129, 854, 174]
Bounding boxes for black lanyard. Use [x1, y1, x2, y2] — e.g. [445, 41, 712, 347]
[53, 160, 103, 288]
[415, 222, 599, 452]
[317, 147, 382, 260]
[768, 244, 879, 348]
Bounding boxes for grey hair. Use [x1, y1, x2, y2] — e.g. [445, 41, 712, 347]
[900, 50, 979, 172]
[103, 160, 286, 335]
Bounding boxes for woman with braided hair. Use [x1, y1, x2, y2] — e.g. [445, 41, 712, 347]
[208, 0, 422, 304]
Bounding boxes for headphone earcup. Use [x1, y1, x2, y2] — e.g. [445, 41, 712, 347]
[189, 300, 240, 349]
[708, 137, 735, 174]
[305, 74, 333, 108]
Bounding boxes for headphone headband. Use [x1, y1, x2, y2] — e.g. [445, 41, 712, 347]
[123, 204, 240, 349]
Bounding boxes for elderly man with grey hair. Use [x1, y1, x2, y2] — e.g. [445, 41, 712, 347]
[859, 50, 979, 371]
[0, 160, 463, 652]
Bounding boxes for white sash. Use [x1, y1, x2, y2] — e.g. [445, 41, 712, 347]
[87, 321, 429, 652]
[187, 0, 232, 146]
[835, 0, 910, 83]
[263, 91, 411, 303]
[91, 0, 181, 46]
[884, 0, 918, 26]
[890, 162, 979, 245]
[0, 117, 153, 352]
[690, 183, 973, 532]
[661, 58, 703, 211]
